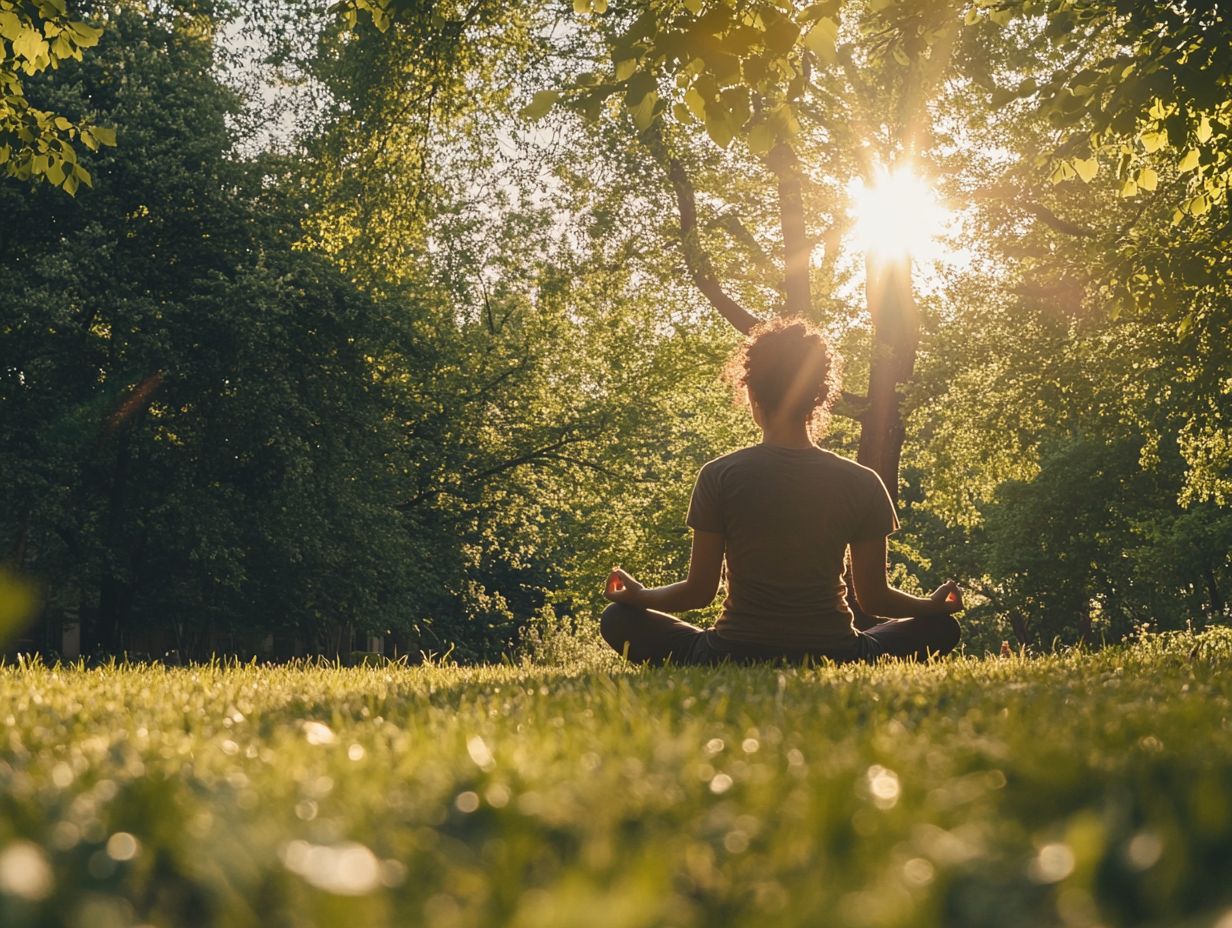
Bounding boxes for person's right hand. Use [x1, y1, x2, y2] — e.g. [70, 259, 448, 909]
[604, 567, 645, 605]
[927, 580, 964, 615]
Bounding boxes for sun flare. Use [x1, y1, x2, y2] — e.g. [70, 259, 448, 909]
[847, 164, 948, 263]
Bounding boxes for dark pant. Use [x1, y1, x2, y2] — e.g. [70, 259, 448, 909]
[599, 602, 960, 666]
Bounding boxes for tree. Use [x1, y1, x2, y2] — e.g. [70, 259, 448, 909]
[986, 0, 1232, 505]
[1, 3, 432, 657]
[895, 0, 1232, 645]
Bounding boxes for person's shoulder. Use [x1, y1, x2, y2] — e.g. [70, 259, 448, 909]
[703, 446, 762, 468]
[695, 446, 761, 483]
[816, 449, 887, 488]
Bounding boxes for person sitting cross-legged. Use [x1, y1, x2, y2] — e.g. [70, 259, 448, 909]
[600, 317, 962, 666]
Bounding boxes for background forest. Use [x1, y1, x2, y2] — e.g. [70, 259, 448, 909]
[1, 0, 1229, 661]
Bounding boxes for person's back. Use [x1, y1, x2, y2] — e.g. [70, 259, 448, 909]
[689, 444, 896, 653]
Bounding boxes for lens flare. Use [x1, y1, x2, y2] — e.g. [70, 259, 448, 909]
[847, 164, 947, 262]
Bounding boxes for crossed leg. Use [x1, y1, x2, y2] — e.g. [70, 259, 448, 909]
[599, 602, 709, 666]
[600, 602, 961, 666]
[861, 614, 961, 661]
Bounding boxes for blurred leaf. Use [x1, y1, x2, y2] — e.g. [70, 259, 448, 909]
[520, 90, 559, 121]
[803, 16, 838, 63]
[0, 570, 38, 647]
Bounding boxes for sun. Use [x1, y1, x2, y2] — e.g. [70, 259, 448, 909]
[846, 164, 948, 263]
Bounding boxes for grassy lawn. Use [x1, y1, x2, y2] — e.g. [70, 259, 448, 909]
[1, 630, 1231, 928]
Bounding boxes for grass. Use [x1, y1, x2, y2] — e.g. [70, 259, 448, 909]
[1, 630, 1231, 928]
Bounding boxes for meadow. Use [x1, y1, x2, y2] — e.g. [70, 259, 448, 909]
[0, 630, 1228, 928]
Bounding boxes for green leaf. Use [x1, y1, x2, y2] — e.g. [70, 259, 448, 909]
[1049, 160, 1076, 184]
[573, 0, 591, 13]
[705, 112, 735, 148]
[1137, 167, 1158, 191]
[1185, 193, 1210, 216]
[747, 121, 775, 155]
[1072, 156, 1098, 183]
[519, 90, 559, 121]
[0, 11, 22, 41]
[803, 17, 838, 64]
[629, 90, 658, 130]
[1139, 130, 1166, 153]
[91, 125, 117, 147]
[684, 86, 706, 121]
[12, 26, 48, 63]
[1177, 148, 1199, 172]
[683, 0, 702, 12]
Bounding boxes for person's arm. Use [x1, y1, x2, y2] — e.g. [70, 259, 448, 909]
[603, 529, 724, 613]
[850, 536, 963, 619]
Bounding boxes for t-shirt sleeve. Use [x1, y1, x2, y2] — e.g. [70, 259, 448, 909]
[850, 468, 900, 542]
[686, 462, 724, 534]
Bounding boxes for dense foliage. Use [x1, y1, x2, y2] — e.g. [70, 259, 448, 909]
[1, 0, 749, 660]
[1, 0, 1229, 656]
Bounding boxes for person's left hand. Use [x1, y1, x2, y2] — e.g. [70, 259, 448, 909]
[604, 567, 645, 605]
[927, 580, 964, 615]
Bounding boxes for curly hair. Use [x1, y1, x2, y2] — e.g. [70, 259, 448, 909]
[728, 316, 840, 430]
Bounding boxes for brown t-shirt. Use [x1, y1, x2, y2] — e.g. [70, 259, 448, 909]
[686, 444, 899, 651]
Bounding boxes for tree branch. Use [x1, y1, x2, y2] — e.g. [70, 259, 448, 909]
[832, 390, 869, 422]
[643, 124, 762, 335]
[1021, 201, 1099, 238]
[393, 419, 609, 512]
[973, 183, 1100, 238]
[708, 212, 778, 284]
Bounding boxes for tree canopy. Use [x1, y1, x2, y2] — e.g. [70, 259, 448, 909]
[2, 0, 1229, 657]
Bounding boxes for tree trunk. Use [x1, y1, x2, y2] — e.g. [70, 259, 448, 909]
[843, 255, 919, 629]
[1077, 604, 1092, 645]
[88, 375, 162, 656]
[94, 424, 135, 656]
[857, 254, 918, 505]
[1205, 565, 1224, 620]
[10, 513, 29, 565]
[1008, 609, 1030, 647]
[767, 142, 810, 318]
